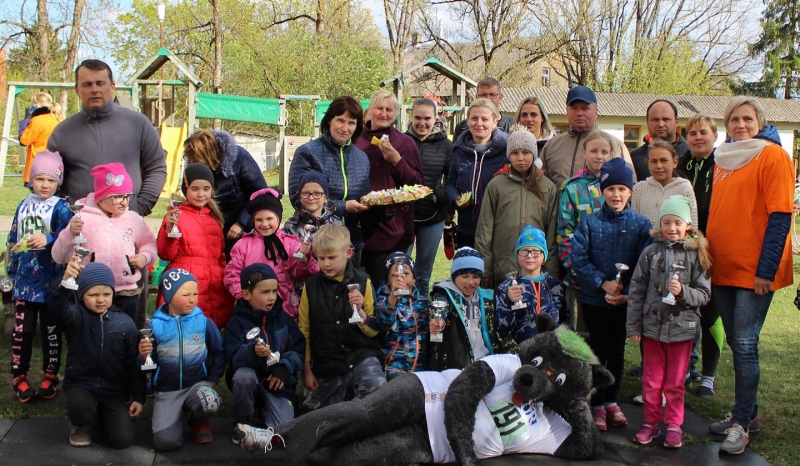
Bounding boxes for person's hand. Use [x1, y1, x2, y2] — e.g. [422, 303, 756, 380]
[226, 223, 243, 239]
[602, 280, 622, 296]
[507, 284, 524, 303]
[69, 216, 84, 237]
[267, 374, 285, 391]
[455, 195, 470, 208]
[138, 337, 153, 361]
[345, 200, 369, 214]
[298, 241, 311, 257]
[668, 279, 682, 298]
[208, 381, 217, 388]
[629, 334, 641, 343]
[254, 343, 271, 358]
[303, 366, 319, 391]
[605, 294, 628, 306]
[389, 272, 407, 294]
[128, 254, 146, 270]
[378, 142, 401, 165]
[62, 260, 82, 281]
[129, 401, 143, 418]
[430, 319, 445, 334]
[754, 277, 773, 296]
[26, 233, 47, 249]
[165, 208, 178, 229]
[348, 289, 364, 310]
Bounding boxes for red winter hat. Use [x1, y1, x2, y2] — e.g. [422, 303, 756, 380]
[92, 163, 134, 201]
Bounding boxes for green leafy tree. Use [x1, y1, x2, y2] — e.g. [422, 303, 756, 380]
[750, 0, 800, 99]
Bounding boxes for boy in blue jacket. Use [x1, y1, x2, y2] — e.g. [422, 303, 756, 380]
[571, 158, 652, 432]
[225, 263, 304, 439]
[138, 269, 225, 451]
[51, 262, 146, 449]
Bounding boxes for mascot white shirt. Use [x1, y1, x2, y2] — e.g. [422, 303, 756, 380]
[415, 354, 572, 463]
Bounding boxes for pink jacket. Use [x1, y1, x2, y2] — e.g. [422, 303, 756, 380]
[52, 194, 157, 292]
[224, 229, 319, 318]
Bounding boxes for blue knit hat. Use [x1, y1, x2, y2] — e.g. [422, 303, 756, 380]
[450, 247, 484, 279]
[384, 251, 415, 282]
[515, 225, 548, 261]
[160, 268, 196, 305]
[599, 157, 633, 191]
[241, 263, 278, 290]
[77, 262, 115, 300]
[299, 171, 330, 197]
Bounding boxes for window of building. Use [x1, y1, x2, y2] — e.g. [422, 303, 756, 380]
[553, 123, 569, 134]
[624, 125, 641, 150]
[542, 67, 551, 87]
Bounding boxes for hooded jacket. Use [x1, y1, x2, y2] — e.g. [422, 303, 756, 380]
[224, 229, 319, 318]
[556, 168, 604, 287]
[49, 286, 146, 403]
[631, 176, 698, 227]
[626, 232, 711, 343]
[156, 203, 233, 328]
[445, 129, 509, 236]
[288, 132, 371, 250]
[678, 150, 715, 234]
[224, 297, 305, 401]
[474, 168, 559, 283]
[429, 279, 517, 370]
[375, 283, 430, 375]
[355, 122, 424, 253]
[406, 126, 453, 225]
[629, 134, 691, 181]
[571, 204, 653, 307]
[51, 193, 158, 293]
[20, 107, 62, 183]
[495, 273, 565, 344]
[540, 124, 632, 188]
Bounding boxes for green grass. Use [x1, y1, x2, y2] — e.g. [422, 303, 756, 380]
[0, 176, 798, 464]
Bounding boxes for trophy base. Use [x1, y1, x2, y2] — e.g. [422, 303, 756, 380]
[662, 296, 677, 305]
[604, 293, 613, 300]
[511, 302, 527, 310]
[141, 363, 157, 371]
[293, 252, 307, 262]
[167, 232, 183, 238]
[61, 279, 78, 290]
[349, 315, 364, 324]
[72, 237, 86, 244]
[267, 352, 281, 366]
[393, 290, 410, 296]
[430, 333, 443, 343]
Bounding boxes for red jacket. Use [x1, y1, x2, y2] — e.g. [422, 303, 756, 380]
[157, 204, 234, 327]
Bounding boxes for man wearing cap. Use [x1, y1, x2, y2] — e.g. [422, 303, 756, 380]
[540, 86, 632, 188]
[453, 77, 515, 141]
[629, 100, 691, 181]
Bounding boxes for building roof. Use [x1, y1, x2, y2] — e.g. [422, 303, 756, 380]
[500, 87, 800, 124]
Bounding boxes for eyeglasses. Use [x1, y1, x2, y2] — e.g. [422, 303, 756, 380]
[109, 194, 130, 204]
[517, 249, 543, 258]
[477, 93, 502, 99]
[300, 191, 325, 200]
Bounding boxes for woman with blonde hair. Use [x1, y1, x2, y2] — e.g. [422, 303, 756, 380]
[354, 90, 423, 283]
[514, 96, 556, 154]
[20, 92, 63, 184]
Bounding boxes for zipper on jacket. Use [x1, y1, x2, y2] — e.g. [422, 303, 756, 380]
[339, 146, 349, 201]
[177, 315, 184, 390]
[98, 314, 105, 389]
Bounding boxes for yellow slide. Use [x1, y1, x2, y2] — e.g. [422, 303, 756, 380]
[159, 123, 187, 198]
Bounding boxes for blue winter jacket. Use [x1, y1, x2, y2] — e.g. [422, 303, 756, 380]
[288, 132, 371, 250]
[223, 297, 305, 401]
[147, 305, 226, 392]
[445, 129, 508, 236]
[571, 204, 653, 307]
[495, 273, 565, 344]
[49, 287, 146, 403]
[375, 283, 430, 375]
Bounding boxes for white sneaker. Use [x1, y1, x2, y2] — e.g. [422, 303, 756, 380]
[234, 423, 286, 453]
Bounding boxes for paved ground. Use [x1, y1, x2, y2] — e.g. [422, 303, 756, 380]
[0, 403, 771, 465]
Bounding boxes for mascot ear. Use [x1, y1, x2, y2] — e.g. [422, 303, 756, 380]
[536, 314, 557, 334]
[591, 364, 615, 390]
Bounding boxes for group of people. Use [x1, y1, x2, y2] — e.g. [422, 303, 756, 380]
[6, 59, 793, 459]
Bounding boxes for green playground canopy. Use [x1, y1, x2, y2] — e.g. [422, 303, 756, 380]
[314, 99, 370, 126]
[196, 92, 285, 125]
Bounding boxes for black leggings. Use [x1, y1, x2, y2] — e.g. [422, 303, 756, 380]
[582, 303, 627, 406]
[10, 300, 62, 377]
[699, 292, 722, 377]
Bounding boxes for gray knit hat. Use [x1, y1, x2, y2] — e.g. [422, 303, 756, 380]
[506, 128, 538, 158]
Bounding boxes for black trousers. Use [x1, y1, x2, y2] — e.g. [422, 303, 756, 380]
[67, 387, 136, 449]
[582, 303, 627, 406]
[11, 300, 62, 377]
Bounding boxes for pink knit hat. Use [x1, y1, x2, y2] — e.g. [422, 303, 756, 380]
[30, 150, 64, 186]
[92, 163, 134, 201]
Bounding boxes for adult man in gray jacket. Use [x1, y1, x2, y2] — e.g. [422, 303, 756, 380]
[48, 59, 166, 216]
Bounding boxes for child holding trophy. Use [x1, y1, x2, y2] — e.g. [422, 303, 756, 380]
[375, 252, 430, 378]
[627, 195, 711, 448]
[50, 262, 146, 448]
[297, 224, 385, 407]
[571, 158, 652, 431]
[282, 171, 343, 262]
[495, 226, 565, 345]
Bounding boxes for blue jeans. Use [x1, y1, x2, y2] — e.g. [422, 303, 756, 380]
[316, 357, 386, 407]
[713, 285, 773, 429]
[410, 220, 445, 297]
[232, 367, 295, 428]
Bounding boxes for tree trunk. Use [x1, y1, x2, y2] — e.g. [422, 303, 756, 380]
[36, 0, 50, 81]
[212, 0, 223, 129]
[59, 0, 87, 112]
[316, 0, 325, 34]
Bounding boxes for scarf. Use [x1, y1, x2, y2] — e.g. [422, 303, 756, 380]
[262, 234, 288, 265]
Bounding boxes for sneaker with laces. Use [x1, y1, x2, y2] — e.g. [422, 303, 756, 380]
[606, 404, 628, 427]
[191, 420, 215, 444]
[13, 374, 36, 403]
[709, 412, 760, 434]
[592, 407, 607, 431]
[632, 393, 644, 404]
[696, 384, 715, 397]
[38, 373, 60, 400]
[719, 423, 748, 455]
[234, 423, 286, 453]
[664, 425, 683, 448]
[69, 424, 92, 447]
[689, 368, 702, 382]
[633, 423, 661, 445]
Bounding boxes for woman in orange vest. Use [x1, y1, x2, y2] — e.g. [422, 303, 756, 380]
[20, 92, 63, 184]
